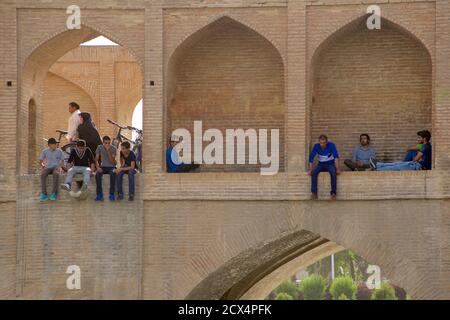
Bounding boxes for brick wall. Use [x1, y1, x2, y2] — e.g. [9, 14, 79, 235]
[311, 19, 432, 167]
[167, 17, 286, 172]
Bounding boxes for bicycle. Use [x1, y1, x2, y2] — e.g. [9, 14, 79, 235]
[107, 119, 143, 171]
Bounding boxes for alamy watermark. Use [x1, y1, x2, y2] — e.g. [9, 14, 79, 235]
[170, 121, 279, 175]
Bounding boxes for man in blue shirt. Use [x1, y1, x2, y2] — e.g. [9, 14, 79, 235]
[344, 134, 376, 171]
[370, 130, 432, 171]
[166, 135, 200, 173]
[309, 135, 341, 200]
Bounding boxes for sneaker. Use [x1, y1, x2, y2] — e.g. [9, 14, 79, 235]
[95, 194, 104, 202]
[330, 194, 337, 201]
[369, 157, 377, 170]
[117, 193, 124, 200]
[311, 193, 318, 200]
[39, 194, 49, 202]
[109, 194, 115, 202]
[50, 193, 57, 201]
[61, 183, 71, 192]
[81, 184, 88, 193]
[128, 195, 134, 202]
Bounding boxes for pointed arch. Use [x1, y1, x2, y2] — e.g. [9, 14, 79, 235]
[18, 24, 143, 174]
[165, 16, 286, 172]
[308, 15, 433, 168]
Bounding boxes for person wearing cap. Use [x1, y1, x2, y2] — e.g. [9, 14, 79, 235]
[39, 138, 64, 202]
[166, 135, 200, 173]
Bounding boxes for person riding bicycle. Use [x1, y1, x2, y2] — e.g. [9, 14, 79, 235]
[67, 102, 81, 143]
[77, 112, 102, 155]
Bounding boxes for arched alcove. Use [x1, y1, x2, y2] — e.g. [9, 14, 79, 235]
[309, 17, 432, 168]
[20, 26, 143, 174]
[166, 16, 286, 172]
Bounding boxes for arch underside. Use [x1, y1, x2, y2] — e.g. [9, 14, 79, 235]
[186, 230, 343, 300]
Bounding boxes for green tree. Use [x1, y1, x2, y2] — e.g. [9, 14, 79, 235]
[330, 276, 356, 300]
[307, 250, 370, 283]
[276, 293, 294, 300]
[338, 293, 350, 300]
[371, 283, 397, 300]
[299, 275, 326, 300]
[274, 281, 299, 299]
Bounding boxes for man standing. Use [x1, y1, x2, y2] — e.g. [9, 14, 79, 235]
[344, 134, 376, 171]
[308, 135, 341, 200]
[95, 136, 117, 202]
[67, 102, 81, 143]
[370, 131, 432, 171]
[39, 138, 64, 202]
[61, 140, 95, 192]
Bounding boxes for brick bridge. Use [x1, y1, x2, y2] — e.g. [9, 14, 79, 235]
[1, 0, 450, 300]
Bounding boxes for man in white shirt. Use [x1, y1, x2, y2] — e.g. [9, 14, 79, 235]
[67, 102, 81, 142]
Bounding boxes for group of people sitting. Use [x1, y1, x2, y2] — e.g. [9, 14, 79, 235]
[309, 130, 432, 200]
[39, 102, 138, 202]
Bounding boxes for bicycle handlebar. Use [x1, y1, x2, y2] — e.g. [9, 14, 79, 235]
[107, 119, 127, 130]
[127, 126, 143, 134]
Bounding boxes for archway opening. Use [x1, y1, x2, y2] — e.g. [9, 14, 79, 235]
[20, 27, 143, 174]
[166, 17, 286, 172]
[309, 18, 432, 170]
[267, 249, 410, 300]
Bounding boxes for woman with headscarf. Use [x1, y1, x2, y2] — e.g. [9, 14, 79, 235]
[77, 112, 102, 155]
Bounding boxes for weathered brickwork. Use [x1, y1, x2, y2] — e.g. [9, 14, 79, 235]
[1, 0, 450, 300]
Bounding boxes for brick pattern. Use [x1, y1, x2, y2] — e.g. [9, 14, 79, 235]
[168, 17, 286, 171]
[311, 20, 432, 166]
[1, 0, 450, 301]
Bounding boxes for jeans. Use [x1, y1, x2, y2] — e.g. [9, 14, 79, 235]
[65, 166, 92, 185]
[311, 163, 337, 195]
[404, 151, 418, 162]
[117, 169, 136, 196]
[95, 167, 116, 196]
[376, 161, 422, 171]
[41, 167, 59, 194]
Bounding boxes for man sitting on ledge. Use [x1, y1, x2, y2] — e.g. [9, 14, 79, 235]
[369, 130, 432, 171]
[61, 140, 95, 192]
[344, 134, 376, 171]
[166, 135, 200, 173]
[308, 134, 341, 201]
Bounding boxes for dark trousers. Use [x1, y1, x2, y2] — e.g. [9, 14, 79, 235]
[176, 163, 200, 173]
[311, 163, 337, 195]
[344, 159, 370, 171]
[41, 167, 59, 195]
[117, 169, 136, 196]
[95, 167, 116, 196]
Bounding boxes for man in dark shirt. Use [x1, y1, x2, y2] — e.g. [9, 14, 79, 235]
[116, 141, 137, 201]
[61, 140, 95, 192]
[370, 130, 432, 171]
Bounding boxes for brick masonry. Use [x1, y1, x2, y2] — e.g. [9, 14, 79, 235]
[1, 0, 450, 300]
